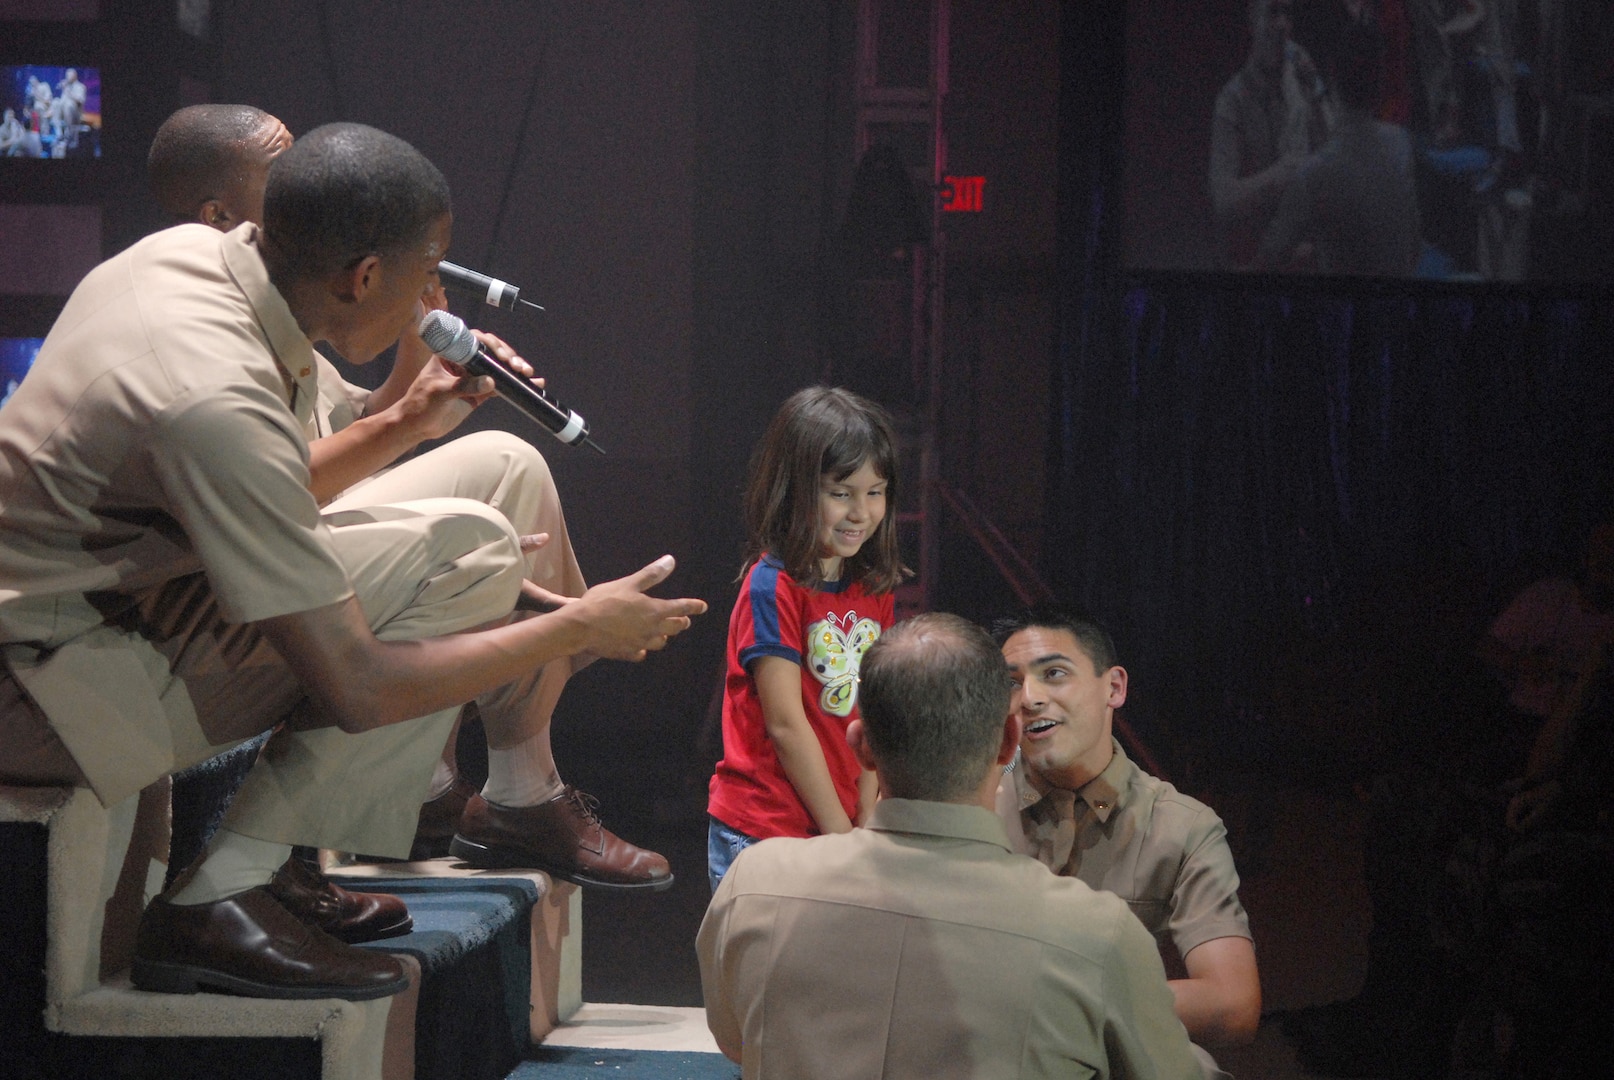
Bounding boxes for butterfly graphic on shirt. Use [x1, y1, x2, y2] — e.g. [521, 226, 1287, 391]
[804, 612, 883, 717]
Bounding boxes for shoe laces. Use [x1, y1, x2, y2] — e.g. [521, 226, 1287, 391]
[565, 786, 603, 826]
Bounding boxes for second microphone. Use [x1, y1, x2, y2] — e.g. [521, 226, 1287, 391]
[418, 309, 604, 455]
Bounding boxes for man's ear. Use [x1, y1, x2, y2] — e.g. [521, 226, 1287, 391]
[330, 253, 382, 305]
[847, 718, 879, 772]
[1106, 665, 1128, 710]
[995, 713, 1023, 766]
[198, 199, 232, 230]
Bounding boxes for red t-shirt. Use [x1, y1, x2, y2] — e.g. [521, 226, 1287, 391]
[708, 555, 895, 839]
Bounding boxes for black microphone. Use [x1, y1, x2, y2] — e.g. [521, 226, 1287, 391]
[418, 310, 603, 454]
[437, 261, 545, 313]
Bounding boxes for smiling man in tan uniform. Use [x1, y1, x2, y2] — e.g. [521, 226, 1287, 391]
[0, 122, 704, 1000]
[994, 608, 1261, 1080]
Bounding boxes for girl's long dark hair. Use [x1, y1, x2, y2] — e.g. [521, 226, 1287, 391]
[740, 386, 905, 593]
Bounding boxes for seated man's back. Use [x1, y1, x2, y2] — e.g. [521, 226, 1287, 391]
[702, 803, 1196, 1079]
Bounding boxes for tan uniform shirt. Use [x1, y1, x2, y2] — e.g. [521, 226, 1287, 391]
[0, 223, 351, 805]
[1005, 741, 1251, 962]
[311, 351, 369, 440]
[697, 797, 1201, 1080]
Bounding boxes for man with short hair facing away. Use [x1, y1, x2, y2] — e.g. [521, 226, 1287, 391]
[698, 612, 1200, 1079]
[995, 609, 1261, 1080]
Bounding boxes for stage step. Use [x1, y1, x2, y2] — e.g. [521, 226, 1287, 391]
[336, 859, 583, 1070]
[0, 784, 580, 1080]
[518, 1003, 736, 1079]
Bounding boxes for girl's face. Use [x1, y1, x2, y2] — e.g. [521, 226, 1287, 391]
[816, 460, 887, 580]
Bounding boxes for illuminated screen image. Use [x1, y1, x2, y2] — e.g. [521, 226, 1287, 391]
[2, 65, 101, 159]
[1121, 2, 1614, 282]
[1, 338, 43, 408]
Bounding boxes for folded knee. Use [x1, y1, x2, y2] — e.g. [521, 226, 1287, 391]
[459, 430, 554, 487]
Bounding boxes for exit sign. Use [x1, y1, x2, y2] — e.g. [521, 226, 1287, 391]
[942, 176, 985, 212]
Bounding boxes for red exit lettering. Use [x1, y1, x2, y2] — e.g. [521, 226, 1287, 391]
[942, 175, 985, 212]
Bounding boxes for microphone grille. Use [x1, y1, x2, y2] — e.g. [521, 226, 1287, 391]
[418, 309, 477, 362]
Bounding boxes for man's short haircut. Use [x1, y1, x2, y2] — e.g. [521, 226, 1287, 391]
[148, 104, 271, 220]
[991, 605, 1120, 674]
[262, 122, 450, 280]
[858, 613, 1013, 802]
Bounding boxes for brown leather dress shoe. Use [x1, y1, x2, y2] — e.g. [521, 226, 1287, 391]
[409, 774, 479, 860]
[132, 886, 410, 1000]
[267, 856, 413, 943]
[450, 788, 674, 891]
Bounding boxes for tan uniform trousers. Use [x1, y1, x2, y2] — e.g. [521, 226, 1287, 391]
[2, 493, 525, 858]
[326, 429, 588, 746]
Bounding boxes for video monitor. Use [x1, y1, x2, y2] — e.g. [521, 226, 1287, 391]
[2, 65, 101, 160]
[1120, 1, 1614, 283]
[1, 337, 44, 408]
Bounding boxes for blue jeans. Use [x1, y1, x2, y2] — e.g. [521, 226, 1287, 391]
[707, 816, 760, 892]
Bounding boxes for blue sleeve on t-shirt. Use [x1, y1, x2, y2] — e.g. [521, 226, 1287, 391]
[738, 557, 803, 669]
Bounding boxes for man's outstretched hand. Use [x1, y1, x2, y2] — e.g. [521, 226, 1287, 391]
[562, 555, 707, 661]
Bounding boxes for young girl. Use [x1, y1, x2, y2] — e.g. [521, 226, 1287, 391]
[706, 386, 905, 890]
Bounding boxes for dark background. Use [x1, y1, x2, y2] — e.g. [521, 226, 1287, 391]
[3, 0, 1612, 1014]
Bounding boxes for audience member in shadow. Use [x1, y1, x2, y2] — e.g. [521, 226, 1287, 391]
[1286, 524, 1614, 1078]
[1417, 646, 1612, 1080]
[1444, 527, 1614, 1079]
[697, 613, 1201, 1079]
[1479, 524, 1614, 738]
[993, 608, 1261, 1080]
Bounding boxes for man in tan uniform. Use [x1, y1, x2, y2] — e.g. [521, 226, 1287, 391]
[0, 122, 704, 1000]
[147, 103, 675, 892]
[995, 608, 1261, 1079]
[698, 613, 1200, 1079]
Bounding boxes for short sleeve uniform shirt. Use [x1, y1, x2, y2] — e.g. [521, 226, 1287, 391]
[0, 223, 353, 803]
[1009, 740, 1252, 961]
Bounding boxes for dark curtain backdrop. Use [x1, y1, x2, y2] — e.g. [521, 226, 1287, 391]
[1051, 3, 1614, 783]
